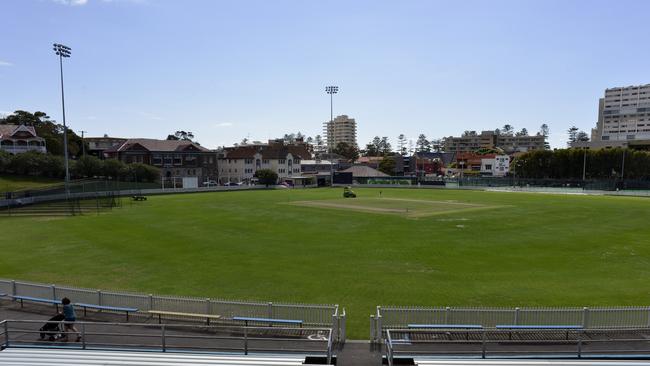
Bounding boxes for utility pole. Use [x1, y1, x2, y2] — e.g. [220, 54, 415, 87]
[582, 148, 587, 181]
[79, 130, 87, 156]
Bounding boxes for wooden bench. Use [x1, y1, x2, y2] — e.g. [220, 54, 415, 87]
[496, 324, 583, 340]
[12, 295, 62, 310]
[408, 324, 483, 340]
[132, 195, 147, 201]
[75, 303, 139, 322]
[232, 316, 303, 328]
[148, 310, 222, 325]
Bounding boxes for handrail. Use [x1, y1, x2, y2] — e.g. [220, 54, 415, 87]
[2, 319, 333, 357]
[385, 327, 650, 360]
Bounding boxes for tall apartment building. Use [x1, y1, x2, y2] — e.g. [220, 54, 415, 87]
[323, 115, 357, 151]
[444, 131, 546, 153]
[574, 83, 650, 149]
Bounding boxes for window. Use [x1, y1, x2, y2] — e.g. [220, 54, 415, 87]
[278, 159, 286, 164]
[152, 154, 162, 165]
[263, 159, 269, 164]
[245, 159, 253, 164]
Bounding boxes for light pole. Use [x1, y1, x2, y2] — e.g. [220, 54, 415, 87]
[53, 43, 71, 190]
[79, 130, 87, 156]
[325, 85, 338, 186]
[325, 86, 338, 153]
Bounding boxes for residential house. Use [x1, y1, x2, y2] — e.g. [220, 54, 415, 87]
[86, 135, 127, 159]
[104, 138, 217, 186]
[0, 124, 46, 154]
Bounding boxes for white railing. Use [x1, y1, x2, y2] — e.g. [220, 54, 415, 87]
[372, 305, 650, 341]
[0, 319, 333, 361]
[0, 279, 345, 343]
[0, 146, 46, 154]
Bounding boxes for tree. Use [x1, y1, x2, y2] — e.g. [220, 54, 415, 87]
[539, 123, 551, 149]
[516, 128, 528, 136]
[167, 131, 195, 142]
[430, 138, 442, 152]
[254, 168, 278, 187]
[126, 163, 160, 182]
[379, 137, 392, 155]
[332, 142, 359, 161]
[397, 134, 407, 155]
[378, 156, 396, 175]
[502, 124, 514, 136]
[102, 159, 127, 179]
[462, 130, 477, 137]
[416, 134, 431, 152]
[539, 123, 550, 137]
[314, 135, 324, 153]
[576, 131, 590, 142]
[1, 110, 84, 157]
[72, 155, 103, 178]
[567, 126, 579, 146]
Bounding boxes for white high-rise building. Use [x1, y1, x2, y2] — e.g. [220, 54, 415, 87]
[323, 115, 357, 151]
[575, 83, 650, 148]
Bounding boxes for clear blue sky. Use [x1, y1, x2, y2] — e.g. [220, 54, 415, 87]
[1, 0, 649, 149]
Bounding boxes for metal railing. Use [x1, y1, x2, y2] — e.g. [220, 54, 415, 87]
[373, 306, 650, 341]
[0, 279, 344, 343]
[0, 319, 333, 363]
[385, 328, 650, 365]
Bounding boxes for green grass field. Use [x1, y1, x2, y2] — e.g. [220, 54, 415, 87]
[0, 175, 62, 192]
[1, 187, 650, 338]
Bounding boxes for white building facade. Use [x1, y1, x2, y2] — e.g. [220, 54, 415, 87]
[480, 155, 510, 176]
[218, 140, 311, 184]
[576, 83, 650, 149]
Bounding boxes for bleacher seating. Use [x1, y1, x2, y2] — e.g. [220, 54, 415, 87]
[0, 348, 313, 365]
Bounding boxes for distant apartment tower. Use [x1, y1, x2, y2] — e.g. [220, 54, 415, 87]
[444, 131, 546, 153]
[573, 83, 650, 149]
[324, 115, 357, 151]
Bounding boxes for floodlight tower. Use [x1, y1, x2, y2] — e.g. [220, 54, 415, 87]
[325, 86, 338, 186]
[325, 86, 338, 153]
[53, 43, 72, 190]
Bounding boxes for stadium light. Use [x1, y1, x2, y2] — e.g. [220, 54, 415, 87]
[53, 43, 72, 192]
[325, 86, 338, 155]
[325, 86, 339, 184]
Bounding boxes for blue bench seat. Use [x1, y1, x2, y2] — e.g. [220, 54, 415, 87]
[12, 295, 62, 310]
[408, 324, 483, 329]
[232, 316, 303, 327]
[75, 303, 139, 321]
[496, 325, 582, 329]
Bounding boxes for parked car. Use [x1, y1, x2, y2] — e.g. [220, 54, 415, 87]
[203, 180, 218, 187]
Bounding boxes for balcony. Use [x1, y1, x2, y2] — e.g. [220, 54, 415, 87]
[0, 145, 47, 154]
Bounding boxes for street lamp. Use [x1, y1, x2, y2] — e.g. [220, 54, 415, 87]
[53, 43, 71, 191]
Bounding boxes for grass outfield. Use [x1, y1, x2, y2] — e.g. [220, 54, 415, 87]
[0, 175, 62, 192]
[1, 187, 650, 338]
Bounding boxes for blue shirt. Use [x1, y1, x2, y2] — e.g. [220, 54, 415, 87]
[62, 303, 76, 321]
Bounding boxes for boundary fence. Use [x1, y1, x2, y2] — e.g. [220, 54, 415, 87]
[371, 306, 650, 342]
[0, 279, 345, 343]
